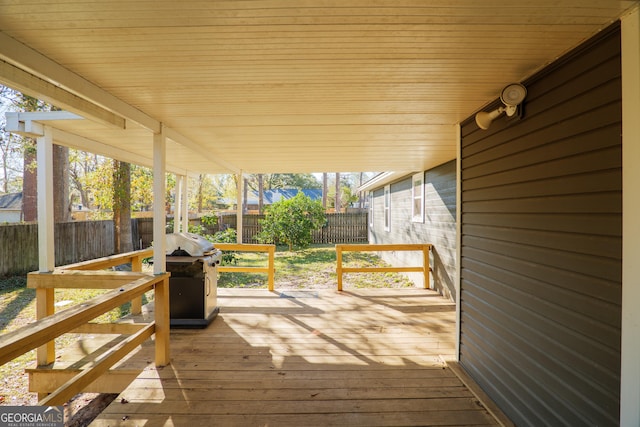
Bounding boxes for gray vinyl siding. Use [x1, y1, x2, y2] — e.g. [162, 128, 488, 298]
[369, 160, 457, 300]
[459, 23, 622, 426]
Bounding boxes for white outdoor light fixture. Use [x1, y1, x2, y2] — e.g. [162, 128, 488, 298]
[475, 83, 527, 130]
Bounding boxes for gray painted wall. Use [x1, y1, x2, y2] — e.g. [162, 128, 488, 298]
[369, 160, 457, 301]
[459, 24, 622, 426]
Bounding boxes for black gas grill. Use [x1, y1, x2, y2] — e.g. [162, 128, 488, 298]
[165, 232, 222, 328]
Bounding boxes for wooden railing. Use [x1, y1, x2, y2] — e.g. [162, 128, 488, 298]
[0, 249, 169, 405]
[335, 244, 432, 291]
[214, 243, 276, 291]
[57, 248, 153, 315]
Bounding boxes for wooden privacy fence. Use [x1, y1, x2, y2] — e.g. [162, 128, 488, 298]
[217, 212, 368, 244]
[0, 221, 114, 276]
[0, 213, 368, 275]
[218, 214, 262, 244]
[335, 244, 433, 291]
[313, 212, 368, 244]
[215, 243, 276, 291]
[0, 249, 170, 405]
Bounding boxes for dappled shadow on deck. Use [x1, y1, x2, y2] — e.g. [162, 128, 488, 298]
[92, 288, 497, 426]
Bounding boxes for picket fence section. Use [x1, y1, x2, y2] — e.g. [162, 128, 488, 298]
[1, 213, 368, 276]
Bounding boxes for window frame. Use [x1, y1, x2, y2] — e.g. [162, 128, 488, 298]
[368, 191, 374, 228]
[384, 184, 391, 232]
[412, 172, 425, 223]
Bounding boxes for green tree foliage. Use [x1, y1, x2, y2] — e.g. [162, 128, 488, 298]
[0, 129, 22, 193]
[0, 87, 23, 193]
[68, 150, 100, 209]
[190, 174, 221, 213]
[80, 157, 113, 217]
[82, 160, 156, 217]
[258, 192, 326, 251]
[131, 165, 154, 212]
[325, 172, 371, 210]
[211, 227, 238, 264]
[341, 185, 360, 207]
[247, 173, 321, 191]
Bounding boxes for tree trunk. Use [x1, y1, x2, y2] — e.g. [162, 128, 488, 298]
[53, 144, 71, 222]
[71, 176, 91, 210]
[197, 174, 204, 213]
[258, 174, 264, 214]
[16, 95, 70, 222]
[335, 172, 341, 213]
[322, 173, 328, 209]
[359, 172, 364, 208]
[243, 177, 248, 213]
[22, 141, 37, 222]
[22, 142, 71, 222]
[1, 140, 8, 193]
[113, 160, 133, 254]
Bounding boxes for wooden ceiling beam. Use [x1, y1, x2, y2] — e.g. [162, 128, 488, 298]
[0, 59, 126, 130]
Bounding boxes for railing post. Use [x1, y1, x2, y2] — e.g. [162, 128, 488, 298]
[423, 245, 431, 289]
[268, 246, 275, 292]
[154, 276, 170, 366]
[35, 288, 55, 365]
[131, 255, 143, 315]
[36, 287, 54, 400]
[336, 245, 343, 291]
[335, 244, 433, 291]
[216, 243, 276, 290]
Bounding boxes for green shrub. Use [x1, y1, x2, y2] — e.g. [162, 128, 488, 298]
[258, 193, 326, 251]
[201, 214, 218, 227]
[211, 228, 238, 264]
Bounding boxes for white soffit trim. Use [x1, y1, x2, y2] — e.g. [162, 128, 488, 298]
[358, 171, 415, 193]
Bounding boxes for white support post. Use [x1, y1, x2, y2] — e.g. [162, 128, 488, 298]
[236, 172, 243, 244]
[37, 126, 55, 272]
[174, 175, 183, 233]
[621, 7, 640, 427]
[181, 175, 189, 233]
[153, 127, 167, 275]
[36, 125, 55, 370]
[455, 123, 462, 361]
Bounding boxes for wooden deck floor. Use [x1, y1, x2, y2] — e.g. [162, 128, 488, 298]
[92, 288, 499, 426]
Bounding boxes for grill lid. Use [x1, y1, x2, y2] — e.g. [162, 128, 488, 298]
[166, 232, 215, 257]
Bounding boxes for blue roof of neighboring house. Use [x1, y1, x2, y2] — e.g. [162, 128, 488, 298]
[247, 189, 322, 205]
[0, 192, 22, 210]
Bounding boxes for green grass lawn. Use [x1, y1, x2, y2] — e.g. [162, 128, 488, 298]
[218, 244, 415, 289]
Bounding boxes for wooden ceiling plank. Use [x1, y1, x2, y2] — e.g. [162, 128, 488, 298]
[1, 1, 635, 174]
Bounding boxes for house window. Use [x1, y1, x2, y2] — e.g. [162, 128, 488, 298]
[384, 184, 391, 231]
[368, 191, 374, 227]
[412, 173, 424, 223]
